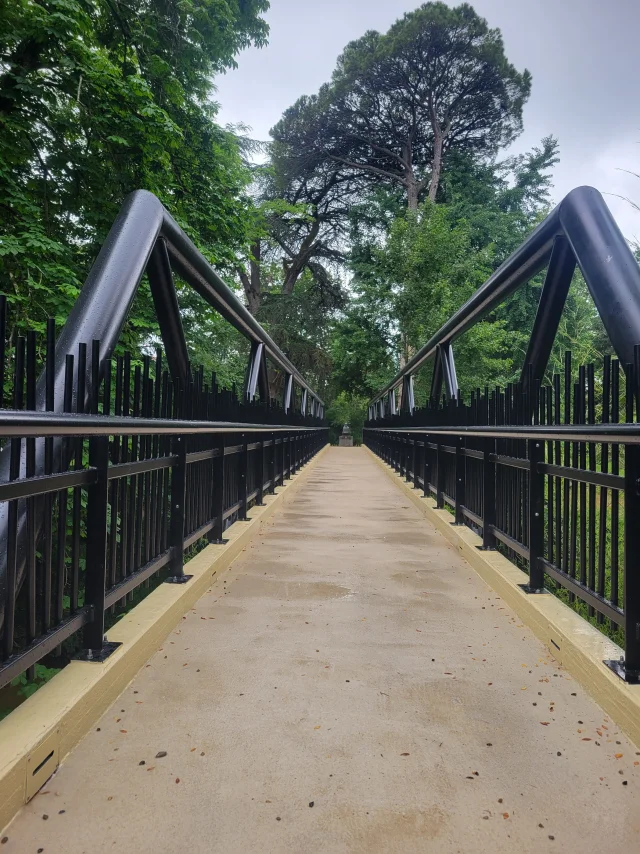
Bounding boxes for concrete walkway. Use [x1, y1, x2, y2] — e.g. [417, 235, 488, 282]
[5, 447, 640, 853]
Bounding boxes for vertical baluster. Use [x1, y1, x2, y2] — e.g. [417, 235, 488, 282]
[553, 373, 562, 574]
[569, 380, 579, 597]
[563, 353, 571, 578]
[0, 295, 6, 408]
[42, 318, 55, 635]
[598, 356, 610, 626]
[71, 343, 86, 614]
[119, 353, 131, 606]
[611, 361, 620, 622]
[55, 356, 73, 638]
[545, 386, 554, 568]
[25, 331, 37, 679]
[587, 363, 596, 616]
[578, 365, 587, 589]
[527, 378, 545, 593]
[132, 365, 143, 584]
[150, 349, 162, 561]
[617, 354, 640, 679]
[4, 336, 25, 661]
[142, 356, 152, 570]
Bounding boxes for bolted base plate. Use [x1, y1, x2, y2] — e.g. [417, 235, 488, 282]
[519, 583, 546, 594]
[209, 538, 229, 545]
[72, 641, 122, 662]
[604, 658, 640, 684]
[164, 574, 193, 585]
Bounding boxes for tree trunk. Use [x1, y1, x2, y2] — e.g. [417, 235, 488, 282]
[281, 217, 320, 295]
[406, 178, 419, 211]
[238, 241, 261, 315]
[428, 124, 444, 202]
[402, 140, 419, 211]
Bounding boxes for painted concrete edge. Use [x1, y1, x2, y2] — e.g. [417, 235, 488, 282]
[364, 446, 640, 749]
[0, 443, 329, 833]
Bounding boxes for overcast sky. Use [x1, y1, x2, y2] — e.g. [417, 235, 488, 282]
[214, 0, 640, 240]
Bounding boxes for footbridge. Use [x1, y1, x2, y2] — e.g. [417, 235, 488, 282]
[1, 187, 640, 852]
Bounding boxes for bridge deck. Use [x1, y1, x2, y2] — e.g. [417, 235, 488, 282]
[6, 447, 639, 852]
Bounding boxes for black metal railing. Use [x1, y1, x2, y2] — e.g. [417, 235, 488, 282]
[0, 326, 326, 690]
[366, 187, 640, 684]
[0, 189, 327, 691]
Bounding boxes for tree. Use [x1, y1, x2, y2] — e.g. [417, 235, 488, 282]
[0, 0, 268, 357]
[272, 2, 530, 210]
[326, 391, 369, 444]
[333, 136, 562, 408]
[236, 146, 357, 316]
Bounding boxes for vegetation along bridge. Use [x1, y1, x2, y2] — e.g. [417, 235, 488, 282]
[1, 185, 640, 852]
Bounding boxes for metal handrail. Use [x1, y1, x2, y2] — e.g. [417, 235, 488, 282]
[369, 186, 640, 410]
[365, 423, 640, 443]
[55, 189, 323, 410]
[0, 190, 325, 638]
[0, 411, 324, 437]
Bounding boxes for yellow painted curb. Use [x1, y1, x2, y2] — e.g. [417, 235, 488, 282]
[0, 444, 329, 833]
[365, 445, 640, 748]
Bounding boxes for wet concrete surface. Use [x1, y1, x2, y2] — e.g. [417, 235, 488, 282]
[5, 447, 640, 853]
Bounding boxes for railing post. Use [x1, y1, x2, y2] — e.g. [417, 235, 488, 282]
[257, 433, 265, 505]
[167, 434, 190, 582]
[240, 433, 249, 519]
[436, 442, 444, 508]
[481, 438, 496, 549]
[281, 432, 286, 483]
[523, 438, 545, 592]
[81, 435, 115, 655]
[209, 434, 226, 544]
[285, 432, 291, 480]
[269, 431, 276, 494]
[413, 438, 420, 490]
[422, 434, 430, 497]
[454, 435, 466, 525]
[407, 436, 415, 483]
[611, 443, 640, 679]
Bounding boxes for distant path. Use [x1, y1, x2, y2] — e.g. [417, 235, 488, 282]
[6, 447, 639, 853]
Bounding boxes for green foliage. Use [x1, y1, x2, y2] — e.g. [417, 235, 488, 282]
[256, 271, 335, 397]
[0, 663, 60, 721]
[331, 135, 565, 404]
[378, 202, 514, 398]
[326, 391, 368, 444]
[0, 0, 268, 352]
[272, 2, 530, 209]
[329, 306, 396, 400]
